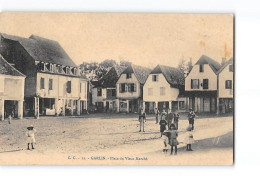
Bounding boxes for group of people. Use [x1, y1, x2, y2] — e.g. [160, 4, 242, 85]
[138, 107, 197, 155]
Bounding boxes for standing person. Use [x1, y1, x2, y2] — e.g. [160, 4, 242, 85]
[154, 108, 160, 124]
[186, 125, 194, 151]
[174, 110, 180, 130]
[164, 124, 179, 155]
[139, 108, 146, 132]
[159, 116, 167, 137]
[187, 108, 196, 130]
[161, 108, 167, 121]
[26, 125, 36, 150]
[166, 109, 174, 129]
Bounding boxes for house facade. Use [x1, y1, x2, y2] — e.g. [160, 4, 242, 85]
[0, 33, 85, 117]
[116, 64, 151, 113]
[92, 65, 126, 112]
[217, 58, 233, 114]
[185, 55, 221, 113]
[143, 65, 185, 113]
[0, 55, 25, 120]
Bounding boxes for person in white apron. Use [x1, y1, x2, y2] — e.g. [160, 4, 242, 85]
[26, 125, 36, 150]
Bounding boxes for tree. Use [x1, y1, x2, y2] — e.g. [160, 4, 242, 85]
[100, 59, 117, 68]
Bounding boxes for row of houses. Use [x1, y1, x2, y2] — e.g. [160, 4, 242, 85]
[0, 33, 233, 121]
[0, 33, 88, 120]
[92, 55, 233, 114]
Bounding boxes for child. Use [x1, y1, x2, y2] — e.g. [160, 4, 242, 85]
[8, 115, 12, 124]
[159, 117, 167, 137]
[139, 108, 146, 132]
[186, 125, 194, 151]
[163, 124, 179, 155]
[26, 125, 36, 150]
[187, 108, 196, 130]
[162, 133, 169, 154]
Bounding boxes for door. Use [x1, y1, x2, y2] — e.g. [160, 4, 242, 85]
[203, 98, 210, 112]
[106, 102, 109, 112]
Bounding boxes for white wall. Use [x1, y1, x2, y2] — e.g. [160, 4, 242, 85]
[185, 64, 217, 91]
[80, 80, 87, 100]
[92, 87, 106, 105]
[116, 73, 140, 99]
[0, 75, 25, 101]
[36, 73, 80, 99]
[219, 64, 233, 98]
[143, 73, 179, 102]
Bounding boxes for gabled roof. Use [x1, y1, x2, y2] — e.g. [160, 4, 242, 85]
[0, 33, 77, 67]
[122, 64, 151, 84]
[0, 54, 25, 77]
[195, 55, 221, 74]
[216, 58, 233, 75]
[150, 65, 185, 88]
[92, 65, 126, 88]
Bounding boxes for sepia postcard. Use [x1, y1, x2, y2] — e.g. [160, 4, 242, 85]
[0, 13, 234, 165]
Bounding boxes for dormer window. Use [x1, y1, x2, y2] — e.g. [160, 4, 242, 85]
[126, 73, 132, 79]
[199, 64, 204, 72]
[58, 65, 64, 74]
[66, 67, 70, 75]
[49, 64, 54, 72]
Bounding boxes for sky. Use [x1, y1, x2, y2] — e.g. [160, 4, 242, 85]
[0, 13, 233, 68]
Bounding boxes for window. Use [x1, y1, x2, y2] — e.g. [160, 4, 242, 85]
[152, 75, 158, 82]
[126, 73, 132, 79]
[229, 64, 233, 72]
[128, 83, 136, 92]
[225, 80, 232, 89]
[120, 83, 126, 93]
[112, 89, 116, 97]
[97, 88, 102, 96]
[203, 79, 209, 89]
[66, 81, 71, 93]
[200, 64, 204, 72]
[191, 79, 199, 89]
[49, 79, 53, 90]
[148, 88, 153, 96]
[40, 78, 45, 89]
[160, 87, 165, 96]
[49, 64, 54, 72]
[179, 101, 185, 109]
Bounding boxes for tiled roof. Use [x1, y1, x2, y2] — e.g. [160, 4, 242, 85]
[0, 54, 25, 77]
[216, 57, 233, 74]
[122, 64, 151, 84]
[195, 55, 221, 74]
[150, 65, 185, 88]
[97, 65, 127, 88]
[0, 33, 77, 67]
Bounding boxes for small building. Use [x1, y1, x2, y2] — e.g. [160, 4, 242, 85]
[0, 33, 83, 117]
[116, 64, 151, 113]
[143, 65, 185, 113]
[185, 55, 221, 113]
[91, 65, 126, 112]
[0, 55, 25, 120]
[217, 58, 233, 114]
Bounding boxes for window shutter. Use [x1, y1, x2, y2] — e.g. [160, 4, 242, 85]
[191, 79, 193, 89]
[119, 84, 122, 93]
[197, 79, 200, 89]
[67, 81, 71, 93]
[225, 80, 228, 89]
[128, 84, 131, 92]
[230, 81, 232, 89]
[134, 84, 136, 92]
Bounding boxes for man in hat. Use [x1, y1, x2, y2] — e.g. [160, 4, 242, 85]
[139, 107, 146, 132]
[187, 108, 196, 130]
[26, 125, 36, 150]
[173, 110, 180, 130]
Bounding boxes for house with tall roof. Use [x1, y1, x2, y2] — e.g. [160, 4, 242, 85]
[92, 65, 126, 112]
[143, 65, 185, 113]
[0, 55, 25, 121]
[116, 64, 151, 113]
[185, 55, 221, 113]
[217, 58, 233, 114]
[0, 33, 85, 117]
